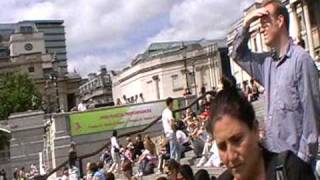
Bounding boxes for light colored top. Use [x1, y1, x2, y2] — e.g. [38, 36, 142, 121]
[142, 149, 151, 156]
[68, 166, 80, 180]
[93, 170, 106, 180]
[161, 107, 173, 134]
[176, 130, 189, 144]
[77, 103, 87, 111]
[232, 27, 320, 162]
[111, 136, 119, 152]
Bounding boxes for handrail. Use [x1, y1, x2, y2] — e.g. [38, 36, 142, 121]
[44, 91, 213, 179]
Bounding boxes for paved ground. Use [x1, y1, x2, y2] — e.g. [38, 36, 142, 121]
[115, 98, 266, 179]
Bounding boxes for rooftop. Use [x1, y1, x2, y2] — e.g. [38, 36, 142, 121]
[131, 39, 226, 66]
[21, 20, 64, 25]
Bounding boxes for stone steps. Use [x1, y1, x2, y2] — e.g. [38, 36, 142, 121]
[115, 98, 266, 179]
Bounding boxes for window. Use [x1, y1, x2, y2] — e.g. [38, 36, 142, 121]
[309, 0, 320, 28]
[200, 68, 209, 87]
[20, 26, 33, 33]
[172, 74, 183, 91]
[187, 72, 195, 86]
[28, 66, 35, 73]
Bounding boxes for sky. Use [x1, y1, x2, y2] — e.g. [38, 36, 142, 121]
[0, 0, 255, 77]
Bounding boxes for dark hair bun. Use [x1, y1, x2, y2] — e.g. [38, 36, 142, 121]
[221, 76, 237, 92]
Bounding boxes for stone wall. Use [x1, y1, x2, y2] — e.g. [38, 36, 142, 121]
[8, 111, 47, 179]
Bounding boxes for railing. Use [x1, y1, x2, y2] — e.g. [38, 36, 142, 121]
[44, 91, 213, 179]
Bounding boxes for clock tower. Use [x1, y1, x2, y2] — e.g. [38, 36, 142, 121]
[9, 23, 46, 57]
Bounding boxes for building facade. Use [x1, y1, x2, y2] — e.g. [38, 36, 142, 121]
[227, 0, 320, 87]
[112, 40, 231, 104]
[79, 66, 113, 106]
[33, 20, 68, 75]
[0, 20, 81, 113]
[0, 20, 68, 74]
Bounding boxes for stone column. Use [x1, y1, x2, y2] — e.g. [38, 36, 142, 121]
[152, 75, 160, 100]
[207, 45, 214, 88]
[302, 0, 315, 58]
[288, 3, 300, 41]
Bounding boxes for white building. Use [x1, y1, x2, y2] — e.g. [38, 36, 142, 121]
[227, 0, 320, 87]
[112, 40, 232, 104]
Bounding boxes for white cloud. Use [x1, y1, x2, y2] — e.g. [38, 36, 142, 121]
[0, 0, 255, 77]
[149, 0, 254, 43]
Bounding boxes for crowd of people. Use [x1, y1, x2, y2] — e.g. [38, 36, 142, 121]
[116, 94, 145, 106]
[61, 85, 220, 180]
[15, 1, 320, 179]
[57, 89, 222, 180]
[11, 164, 39, 180]
[241, 79, 260, 102]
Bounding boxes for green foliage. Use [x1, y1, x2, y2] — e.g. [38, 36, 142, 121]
[0, 73, 42, 120]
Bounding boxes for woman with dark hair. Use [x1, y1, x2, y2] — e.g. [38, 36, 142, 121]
[86, 162, 100, 180]
[133, 134, 144, 159]
[175, 121, 191, 158]
[105, 172, 115, 180]
[108, 130, 120, 173]
[136, 136, 158, 176]
[165, 159, 180, 180]
[206, 78, 315, 180]
[194, 169, 211, 180]
[176, 164, 194, 180]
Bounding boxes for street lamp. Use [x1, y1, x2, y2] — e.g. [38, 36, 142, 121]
[182, 42, 191, 94]
[192, 61, 197, 97]
[49, 73, 60, 113]
[207, 44, 217, 89]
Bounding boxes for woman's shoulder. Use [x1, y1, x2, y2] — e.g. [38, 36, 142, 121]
[285, 151, 315, 178]
[267, 150, 315, 180]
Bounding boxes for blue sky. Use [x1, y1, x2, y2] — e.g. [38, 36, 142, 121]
[0, 0, 255, 77]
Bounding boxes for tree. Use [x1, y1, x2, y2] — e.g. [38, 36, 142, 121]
[0, 73, 42, 120]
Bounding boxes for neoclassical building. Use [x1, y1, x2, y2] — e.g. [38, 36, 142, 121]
[227, 0, 320, 86]
[112, 40, 231, 103]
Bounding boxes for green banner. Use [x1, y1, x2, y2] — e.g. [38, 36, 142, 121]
[70, 101, 167, 136]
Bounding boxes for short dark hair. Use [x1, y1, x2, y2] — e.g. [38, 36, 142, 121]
[174, 120, 185, 131]
[261, 0, 289, 31]
[88, 162, 98, 172]
[166, 159, 180, 172]
[206, 77, 257, 135]
[112, 130, 117, 137]
[178, 164, 194, 180]
[97, 161, 104, 169]
[106, 172, 115, 180]
[166, 97, 174, 106]
[194, 169, 211, 180]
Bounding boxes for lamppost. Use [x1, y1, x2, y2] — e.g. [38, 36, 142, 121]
[192, 61, 197, 97]
[49, 73, 60, 113]
[207, 44, 218, 89]
[182, 42, 191, 94]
